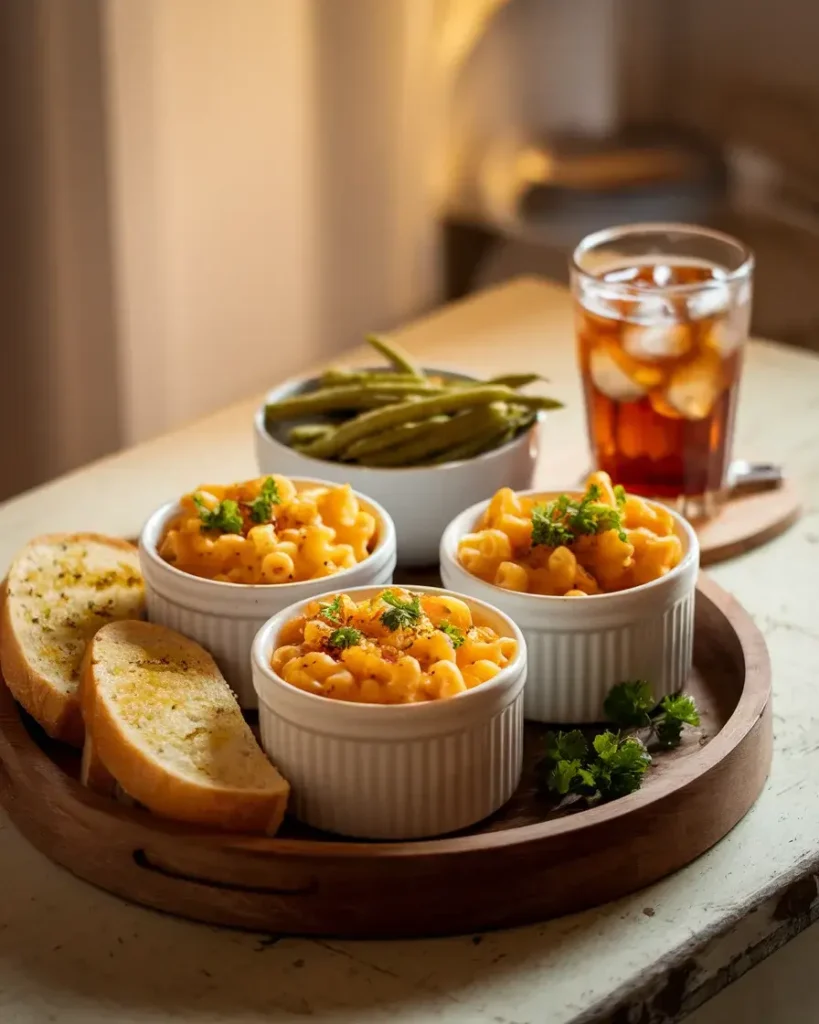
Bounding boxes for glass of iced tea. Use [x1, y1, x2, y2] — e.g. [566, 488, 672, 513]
[571, 224, 754, 520]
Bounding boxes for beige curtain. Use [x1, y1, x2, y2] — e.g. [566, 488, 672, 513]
[0, 0, 612, 500]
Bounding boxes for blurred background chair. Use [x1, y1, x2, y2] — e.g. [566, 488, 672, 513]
[1, 0, 818, 501]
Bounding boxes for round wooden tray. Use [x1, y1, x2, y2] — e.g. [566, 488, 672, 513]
[0, 574, 771, 939]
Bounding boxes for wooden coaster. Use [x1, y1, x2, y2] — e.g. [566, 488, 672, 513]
[697, 478, 802, 566]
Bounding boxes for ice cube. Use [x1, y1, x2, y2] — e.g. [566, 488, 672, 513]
[590, 347, 647, 402]
[705, 301, 751, 356]
[623, 322, 692, 361]
[663, 352, 724, 420]
[686, 284, 730, 320]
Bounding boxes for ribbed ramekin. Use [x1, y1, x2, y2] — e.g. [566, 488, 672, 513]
[440, 492, 699, 724]
[251, 585, 527, 839]
[138, 482, 397, 709]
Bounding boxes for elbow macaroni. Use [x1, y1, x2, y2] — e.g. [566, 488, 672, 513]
[272, 589, 517, 704]
[457, 471, 683, 595]
[159, 475, 377, 584]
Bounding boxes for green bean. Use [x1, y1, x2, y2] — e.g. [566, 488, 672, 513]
[484, 373, 545, 389]
[301, 386, 561, 460]
[342, 415, 450, 460]
[356, 404, 508, 467]
[366, 334, 423, 377]
[288, 423, 336, 445]
[319, 369, 421, 388]
[265, 382, 447, 421]
[502, 394, 562, 411]
[430, 422, 511, 464]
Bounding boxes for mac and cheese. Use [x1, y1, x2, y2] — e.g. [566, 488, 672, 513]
[159, 475, 377, 584]
[458, 471, 683, 596]
[272, 588, 517, 704]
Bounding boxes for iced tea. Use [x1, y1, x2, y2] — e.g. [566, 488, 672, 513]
[571, 226, 754, 519]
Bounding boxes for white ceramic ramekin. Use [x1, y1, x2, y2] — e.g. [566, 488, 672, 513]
[254, 370, 543, 566]
[440, 491, 699, 724]
[138, 481, 396, 709]
[251, 585, 527, 839]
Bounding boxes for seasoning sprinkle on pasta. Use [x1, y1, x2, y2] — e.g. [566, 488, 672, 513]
[158, 475, 377, 584]
[271, 589, 517, 704]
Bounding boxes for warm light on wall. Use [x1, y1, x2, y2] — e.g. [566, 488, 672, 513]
[437, 0, 511, 72]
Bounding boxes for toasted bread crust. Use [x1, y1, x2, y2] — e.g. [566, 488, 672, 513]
[0, 580, 86, 745]
[0, 533, 143, 747]
[80, 733, 118, 796]
[82, 621, 289, 834]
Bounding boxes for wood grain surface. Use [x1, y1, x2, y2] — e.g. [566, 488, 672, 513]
[0, 574, 772, 938]
[697, 479, 802, 566]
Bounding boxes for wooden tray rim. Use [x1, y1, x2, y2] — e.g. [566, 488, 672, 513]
[0, 572, 771, 861]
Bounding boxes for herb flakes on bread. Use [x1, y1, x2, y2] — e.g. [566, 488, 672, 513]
[0, 533, 145, 746]
[80, 620, 290, 834]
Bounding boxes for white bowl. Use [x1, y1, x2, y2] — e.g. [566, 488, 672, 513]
[440, 491, 699, 724]
[138, 481, 397, 709]
[253, 370, 542, 566]
[251, 585, 527, 839]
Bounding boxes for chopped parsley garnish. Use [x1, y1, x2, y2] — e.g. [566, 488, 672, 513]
[193, 494, 243, 534]
[248, 476, 281, 524]
[438, 621, 466, 648]
[380, 590, 422, 631]
[327, 626, 362, 649]
[531, 483, 627, 547]
[318, 595, 343, 624]
[613, 484, 627, 509]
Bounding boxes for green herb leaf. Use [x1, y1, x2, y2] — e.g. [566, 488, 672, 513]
[603, 680, 656, 728]
[531, 483, 628, 548]
[592, 732, 651, 799]
[248, 476, 281, 524]
[438, 621, 466, 648]
[613, 484, 627, 508]
[654, 693, 701, 748]
[537, 728, 650, 805]
[327, 626, 362, 649]
[660, 693, 701, 727]
[655, 717, 684, 749]
[545, 729, 589, 763]
[318, 596, 343, 624]
[531, 503, 573, 548]
[193, 494, 244, 534]
[380, 590, 422, 631]
[592, 730, 621, 761]
[548, 759, 582, 796]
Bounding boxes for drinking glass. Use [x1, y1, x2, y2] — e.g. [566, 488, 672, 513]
[570, 223, 754, 520]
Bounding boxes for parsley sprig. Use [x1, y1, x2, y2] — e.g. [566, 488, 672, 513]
[604, 681, 701, 749]
[327, 626, 362, 649]
[438, 621, 466, 648]
[380, 591, 422, 631]
[193, 494, 243, 534]
[318, 596, 343, 624]
[537, 681, 701, 808]
[248, 476, 281, 524]
[539, 729, 651, 803]
[531, 483, 627, 548]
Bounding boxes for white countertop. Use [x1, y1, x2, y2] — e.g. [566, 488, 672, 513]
[1, 278, 818, 1024]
